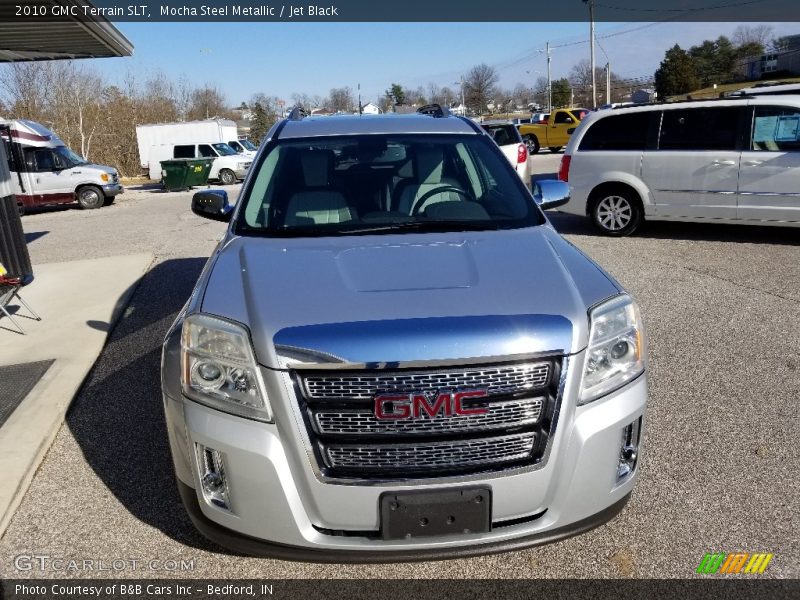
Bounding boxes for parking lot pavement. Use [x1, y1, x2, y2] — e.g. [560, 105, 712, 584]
[0, 181, 798, 578]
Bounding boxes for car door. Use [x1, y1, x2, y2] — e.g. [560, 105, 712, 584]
[641, 106, 742, 219]
[737, 103, 800, 222]
[24, 147, 72, 203]
[548, 110, 576, 147]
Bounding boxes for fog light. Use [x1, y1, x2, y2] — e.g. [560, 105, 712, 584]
[196, 444, 231, 510]
[617, 417, 642, 482]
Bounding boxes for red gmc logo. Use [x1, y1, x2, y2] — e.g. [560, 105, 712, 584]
[374, 390, 489, 420]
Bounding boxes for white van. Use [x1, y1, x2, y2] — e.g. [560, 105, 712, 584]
[146, 142, 252, 185]
[558, 96, 800, 235]
[0, 119, 122, 212]
[226, 138, 258, 157]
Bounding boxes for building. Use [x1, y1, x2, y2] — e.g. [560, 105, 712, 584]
[630, 89, 657, 104]
[361, 102, 381, 115]
[742, 34, 800, 80]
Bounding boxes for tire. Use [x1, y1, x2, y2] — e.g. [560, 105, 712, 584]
[17, 203, 25, 217]
[218, 169, 236, 186]
[77, 186, 105, 210]
[524, 134, 540, 155]
[549, 146, 562, 153]
[590, 188, 643, 236]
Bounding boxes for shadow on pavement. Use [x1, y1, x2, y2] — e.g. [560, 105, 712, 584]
[66, 256, 228, 552]
[547, 211, 800, 246]
[23, 231, 48, 243]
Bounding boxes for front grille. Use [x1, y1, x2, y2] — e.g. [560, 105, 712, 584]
[294, 359, 562, 480]
[303, 362, 550, 400]
[313, 397, 543, 436]
[325, 433, 536, 471]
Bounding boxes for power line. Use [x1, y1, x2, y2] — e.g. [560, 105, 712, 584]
[593, 0, 771, 12]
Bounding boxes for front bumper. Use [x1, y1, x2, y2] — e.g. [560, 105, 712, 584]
[102, 183, 124, 196]
[233, 168, 249, 179]
[163, 364, 647, 561]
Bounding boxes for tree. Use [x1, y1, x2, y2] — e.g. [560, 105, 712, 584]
[463, 63, 499, 114]
[405, 86, 427, 106]
[249, 102, 271, 144]
[732, 25, 773, 49]
[328, 87, 354, 113]
[551, 78, 571, 108]
[655, 45, 699, 99]
[187, 84, 228, 120]
[689, 36, 736, 86]
[385, 83, 405, 105]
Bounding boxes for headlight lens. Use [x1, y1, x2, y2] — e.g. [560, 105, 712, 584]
[580, 295, 645, 404]
[100, 173, 110, 182]
[181, 314, 272, 421]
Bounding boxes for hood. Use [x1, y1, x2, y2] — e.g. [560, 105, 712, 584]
[84, 163, 117, 175]
[200, 226, 620, 369]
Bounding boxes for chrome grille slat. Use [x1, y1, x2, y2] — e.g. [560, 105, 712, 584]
[302, 362, 550, 401]
[324, 433, 536, 470]
[312, 397, 544, 436]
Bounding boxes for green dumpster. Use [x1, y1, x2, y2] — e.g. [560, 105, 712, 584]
[160, 158, 213, 192]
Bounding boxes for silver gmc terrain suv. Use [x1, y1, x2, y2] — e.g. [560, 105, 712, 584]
[161, 105, 647, 561]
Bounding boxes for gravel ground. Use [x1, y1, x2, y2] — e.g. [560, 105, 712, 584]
[1, 163, 798, 579]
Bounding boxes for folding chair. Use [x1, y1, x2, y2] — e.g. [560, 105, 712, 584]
[0, 275, 41, 334]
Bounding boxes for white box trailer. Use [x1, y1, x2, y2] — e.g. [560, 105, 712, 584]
[136, 119, 245, 178]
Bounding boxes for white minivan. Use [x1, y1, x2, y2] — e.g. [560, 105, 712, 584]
[558, 95, 800, 235]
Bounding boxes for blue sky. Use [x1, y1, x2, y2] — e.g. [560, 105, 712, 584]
[92, 21, 799, 105]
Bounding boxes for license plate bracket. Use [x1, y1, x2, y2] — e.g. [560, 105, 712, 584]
[380, 487, 491, 540]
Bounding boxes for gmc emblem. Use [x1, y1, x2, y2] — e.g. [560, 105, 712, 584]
[374, 390, 489, 420]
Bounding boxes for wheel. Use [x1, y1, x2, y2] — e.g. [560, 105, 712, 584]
[103, 196, 115, 206]
[77, 186, 104, 209]
[590, 189, 643, 236]
[549, 146, 562, 153]
[524, 134, 540, 155]
[17, 203, 25, 217]
[218, 169, 236, 185]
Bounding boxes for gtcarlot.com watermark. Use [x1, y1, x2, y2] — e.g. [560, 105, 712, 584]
[14, 554, 196, 573]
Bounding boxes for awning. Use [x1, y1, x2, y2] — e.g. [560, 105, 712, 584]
[0, 1, 133, 62]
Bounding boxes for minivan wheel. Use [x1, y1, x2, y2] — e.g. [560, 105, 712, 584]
[524, 135, 540, 154]
[549, 146, 562, 153]
[591, 191, 642, 236]
[77, 186, 105, 209]
[219, 169, 236, 185]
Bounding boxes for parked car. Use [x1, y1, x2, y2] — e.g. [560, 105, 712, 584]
[161, 106, 648, 561]
[146, 142, 251, 185]
[519, 108, 590, 154]
[0, 119, 122, 212]
[558, 96, 800, 235]
[481, 121, 531, 186]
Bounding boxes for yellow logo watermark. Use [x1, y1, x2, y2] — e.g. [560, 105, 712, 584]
[696, 552, 774, 574]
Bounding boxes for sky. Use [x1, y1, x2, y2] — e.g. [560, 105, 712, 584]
[90, 21, 800, 106]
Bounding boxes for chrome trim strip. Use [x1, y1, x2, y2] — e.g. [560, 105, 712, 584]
[655, 189, 736, 195]
[738, 191, 800, 197]
[274, 314, 573, 370]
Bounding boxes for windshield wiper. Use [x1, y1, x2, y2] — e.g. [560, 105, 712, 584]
[334, 220, 502, 235]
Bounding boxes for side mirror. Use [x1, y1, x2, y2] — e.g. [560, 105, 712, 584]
[533, 179, 570, 211]
[565, 117, 574, 124]
[192, 190, 233, 222]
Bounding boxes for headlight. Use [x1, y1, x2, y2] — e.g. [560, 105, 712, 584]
[579, 295, 645, 404]
[181, 314, 272, 422]
[237, 162, 249, 170]
[100, 173, 110, 182]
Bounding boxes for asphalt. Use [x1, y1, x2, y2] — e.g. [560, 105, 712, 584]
[0, 159, 797, 579]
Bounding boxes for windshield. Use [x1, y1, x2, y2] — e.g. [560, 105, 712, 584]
[235, 134, 542, 237]
[53, 146, 87, 167]
[239, 138, 257, 151]
[212, 143, 237, 156]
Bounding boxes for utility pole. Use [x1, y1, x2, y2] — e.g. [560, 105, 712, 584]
[584, 0, 596, 109]
[546, 41, 552, 113]
[460, 76, 466, 115]
[606, 62, 611, 105]
[358, 83, 362, 115]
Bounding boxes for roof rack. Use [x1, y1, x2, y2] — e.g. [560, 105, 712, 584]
[416, 104, 450, 118]
[287, 106, 307, 120]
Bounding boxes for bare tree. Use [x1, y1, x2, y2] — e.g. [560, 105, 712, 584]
[732, 25, 773, 49]
[187, 84, 228, 120]
[463, 64, 499, 114]
[328, 87, 355, 113]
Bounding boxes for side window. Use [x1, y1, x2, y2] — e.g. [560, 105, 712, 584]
[174, 145, 195, 159]
[659, 107, 741, 151]
[30, 149, 55, 171]
[228, 141, 242, 152]
[578, 112, 650, 151]
[554, 111, 572, 124]
[244, 145, 282, 227]
[198, 144, 216, 158]
[751, 106, 800, 152]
